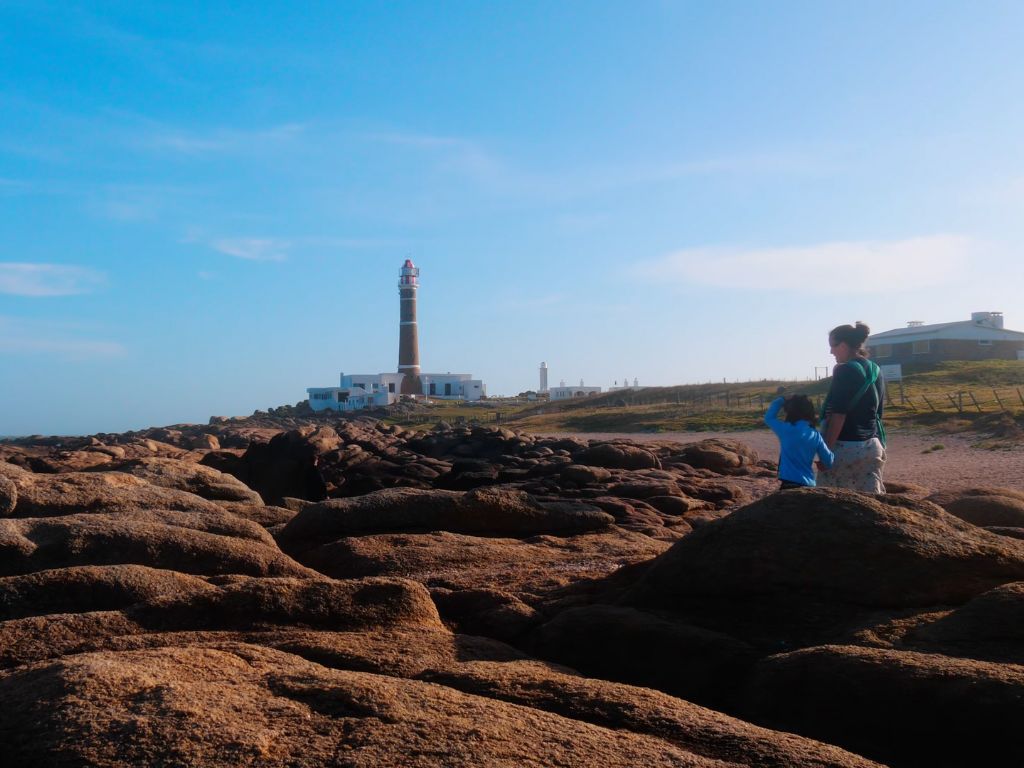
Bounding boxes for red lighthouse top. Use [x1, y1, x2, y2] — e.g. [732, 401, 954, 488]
[399, 259, 419, 287]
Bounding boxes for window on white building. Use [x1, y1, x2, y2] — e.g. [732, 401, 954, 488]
[874, 344, 892, 358]
[912, 340, 930, 354]
[978, 339, 993, 346]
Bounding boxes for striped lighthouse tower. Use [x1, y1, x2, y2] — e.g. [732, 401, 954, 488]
[398, 259, 422, 395]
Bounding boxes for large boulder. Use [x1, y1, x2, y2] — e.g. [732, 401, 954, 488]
[574, 443, 662, 470]
[0, 474, 15, 517]
[926, 487, 1024, 528]
[529, 604, 756, 709]
[0, 513, 316, 578]
[624, 488, 1024, 644]
[0, 644, 743, 767]
[0, 565, 213, 620]
[7, 471, 227, 517]
[88, 457, 263, 506]
[743, 644, 1024, 768]
[288, 529, 666, 601]
[425, 659, 881, 768]
[909, 581, 1024, 663]
[677, 439, 758, 474]
[235, 426, 337, 504]
[276, 486, 613, 550]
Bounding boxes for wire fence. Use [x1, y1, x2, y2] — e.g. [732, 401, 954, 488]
[884, 385, 1024, 414]
[584, 386, 1024, 416]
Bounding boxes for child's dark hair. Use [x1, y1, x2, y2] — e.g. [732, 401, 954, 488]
[784, 394, 817, 427]
[829, 321, 871, 355]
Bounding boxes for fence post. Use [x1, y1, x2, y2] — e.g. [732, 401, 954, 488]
[1018, 388, 1024, 407]
[922, 394, 937, 413]
[968, 391, 983, 413]
[947, 393, 962, 413]
[993, 389, 1007, 412]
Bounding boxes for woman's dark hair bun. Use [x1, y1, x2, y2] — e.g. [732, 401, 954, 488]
[830, 321, 871, 352]
[853, 321, 870, 344]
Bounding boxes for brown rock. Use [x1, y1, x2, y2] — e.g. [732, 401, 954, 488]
[743, 644, 1024, 767]
[431, 587, 539, 641]
[0, 513, 316, 578]
[189, 433, 221, 450]
[277, 486, 613, 549]
[909, 581, 1024, 663]
[926, 486, 1024, 527]
[646, 495, 707, 516]
[292, 529, 666, 601]
[574, 443, 662, 470]
[0, 565, 212, 620]
[630, 488, 1024, 615]
[530, 604, 756, 709]
[89, 457, 263, 506]
[0, 474, 15, 517]
[678, 439, 758, 474]
[0, 644, 739, 767]
[425, 660, 882, 768]
[9, 471, 227, 518]
[560, 464, 613, 485]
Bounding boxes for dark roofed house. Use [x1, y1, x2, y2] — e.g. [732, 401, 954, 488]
[867, 312, 1024, 367]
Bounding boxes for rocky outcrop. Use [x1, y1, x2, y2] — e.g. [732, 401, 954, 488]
[6, 417, 1024, 766]
[926, 486, 1024, 527]
[5, 470, 227, 517]
[87, 457, 263, 506]
[623, 488, 1024, 644]
[743, 645, 1024, 768]
[277, 486, 613, 544]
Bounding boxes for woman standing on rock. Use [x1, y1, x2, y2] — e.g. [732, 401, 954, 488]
[817, 322, 886, 493]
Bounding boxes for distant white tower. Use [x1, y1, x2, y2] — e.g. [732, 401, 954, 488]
[633, 377, 638, 387]
[579, 378, 584, 387]
[539, 362, 548, 393]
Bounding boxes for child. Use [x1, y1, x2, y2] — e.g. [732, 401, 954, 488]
[764, 394, 835, 489]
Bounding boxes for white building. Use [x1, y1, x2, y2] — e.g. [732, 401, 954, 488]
[549, 385, 602, 401]
[304, 261, 487, 413]
[307, 371, 485, 413]
[421, 372, 486, 400]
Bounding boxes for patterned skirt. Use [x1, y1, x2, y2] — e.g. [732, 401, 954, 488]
[817, 437, 886, 493]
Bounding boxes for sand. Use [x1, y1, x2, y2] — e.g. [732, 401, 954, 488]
[547, 429, 1024, 492]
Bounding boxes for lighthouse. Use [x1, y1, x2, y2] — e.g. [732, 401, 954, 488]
[306, 259, 486, 410]
[398, 259, 422, 395]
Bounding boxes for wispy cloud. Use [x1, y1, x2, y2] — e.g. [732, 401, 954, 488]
[633, 235, 972, 295]
[0, 263, 106, 297]
[0, 316, 126, 360]
[210, 238, 290, 261]
[140, 123, 307, 155]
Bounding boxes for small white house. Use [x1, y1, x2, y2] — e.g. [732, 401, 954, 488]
[307, 370, 485, 412]
[421, 373, 486, 401]
[549, 386, 602, 401]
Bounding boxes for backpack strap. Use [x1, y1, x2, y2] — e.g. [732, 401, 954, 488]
[821, 359, 887, 446]
[847, 358, 878, 411]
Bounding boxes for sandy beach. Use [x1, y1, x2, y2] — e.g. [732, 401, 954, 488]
[547, 429, 1024, 492]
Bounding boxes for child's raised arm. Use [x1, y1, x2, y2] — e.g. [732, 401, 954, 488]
[764, 397, 786, 435]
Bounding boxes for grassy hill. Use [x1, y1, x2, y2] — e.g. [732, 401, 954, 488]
[377, 360, 1024, 436]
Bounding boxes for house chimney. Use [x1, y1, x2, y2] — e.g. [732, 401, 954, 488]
[971, 311, 1003, 329]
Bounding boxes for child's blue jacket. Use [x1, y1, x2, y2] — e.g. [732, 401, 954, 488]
[764, 397, 835, 487]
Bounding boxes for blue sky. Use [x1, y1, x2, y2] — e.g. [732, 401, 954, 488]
[2, 1, 1024, 435]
